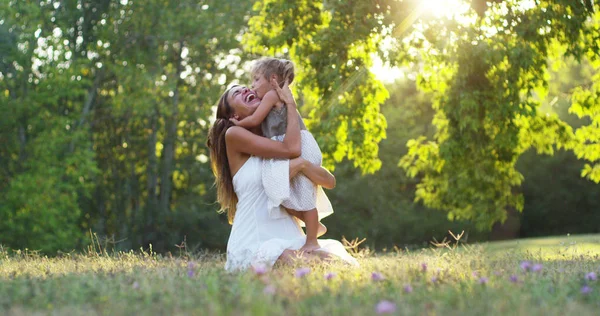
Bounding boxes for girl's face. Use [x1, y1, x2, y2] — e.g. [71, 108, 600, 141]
[251, 72, 273, 99]
[226, 85, 261, 120]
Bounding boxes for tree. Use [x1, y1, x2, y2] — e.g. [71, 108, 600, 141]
[244, 0, 392, 174]
[246, 0, 600, 231]
[570, 10, 600, 183]
[0, 0, 252, 253]
[325, 76, 483, 248]
[399, 0, 599, 229]
[0, 1, 104, 252]
[83, 0, 252, 250]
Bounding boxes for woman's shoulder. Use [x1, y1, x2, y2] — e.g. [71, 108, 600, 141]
[225, 127, 253, 174]
[225, 126, 261, 148]
[225, 126, 250, 140]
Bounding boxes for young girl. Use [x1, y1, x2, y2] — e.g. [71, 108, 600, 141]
[229, 58, 333, 252]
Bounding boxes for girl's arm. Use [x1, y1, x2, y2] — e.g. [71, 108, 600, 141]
[230, 90, 278, 128]
[289, 158, 336, 190]
[226, 79, 301, 159]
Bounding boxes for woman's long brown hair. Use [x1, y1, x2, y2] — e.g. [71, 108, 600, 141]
[206, 87, 238, 224]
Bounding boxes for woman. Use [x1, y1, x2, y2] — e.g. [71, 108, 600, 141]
[207, 79, 358, 271]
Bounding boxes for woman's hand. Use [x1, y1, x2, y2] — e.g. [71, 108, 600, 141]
[271, 78, 296, 107]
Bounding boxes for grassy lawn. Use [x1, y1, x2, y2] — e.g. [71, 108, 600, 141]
[1, 234, 599, 315]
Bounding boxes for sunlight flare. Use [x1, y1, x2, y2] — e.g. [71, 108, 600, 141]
[421, 0, 471, 19]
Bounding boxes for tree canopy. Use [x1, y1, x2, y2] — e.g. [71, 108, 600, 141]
[0, 0, 599, 252]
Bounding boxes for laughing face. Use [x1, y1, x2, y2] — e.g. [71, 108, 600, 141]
[225, 85, 260, 120]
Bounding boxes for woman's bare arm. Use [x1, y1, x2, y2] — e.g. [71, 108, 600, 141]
[226, 127, 299, 159]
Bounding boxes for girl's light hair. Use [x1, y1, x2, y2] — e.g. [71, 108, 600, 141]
[251, 57, 295, 87]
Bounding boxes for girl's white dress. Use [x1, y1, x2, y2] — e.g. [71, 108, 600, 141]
[225, 156, 358, 272]
[260, 105, 333, 221]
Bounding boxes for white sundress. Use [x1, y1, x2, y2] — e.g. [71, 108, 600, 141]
[225, 156, 358, 272]
[260, 105, 334, 221]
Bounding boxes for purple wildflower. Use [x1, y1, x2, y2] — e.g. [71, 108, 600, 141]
[263, 285, 276, 295]
[325, 272, 336, 281]
[421, 263, 428, 272]
[295, 267, 311, 278]
[431, 276, 438, 284]
[371, 272, 385, 281]
[375, 300, 397, 314]
[187, 261, 196, 277]
[478, 277, 489, 285]
[520, 261, 532, 272]
[585, 272, 597, 281]
[132, 281, 140, 289]
[581, 285, 593, 295]
[252, 264, 268, 275]
[404, 284, 413, 293]
[509, 275, 518, 283]
[532, 264, 543, 272]
[472, 271, 479, 278]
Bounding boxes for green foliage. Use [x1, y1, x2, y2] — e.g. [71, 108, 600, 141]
[0, 0, 251, 253]
[245, 0, 390, 174]
[569, 11, 600, 183]
[1, 0, 600, 253]
[518, 149, 600, 237]
[399, 0, 599, 229]
[325, 77, 482, 248]
[514, 37, 600, 238]
[0, 1, 99, 252]
[83, 0, 252, 251]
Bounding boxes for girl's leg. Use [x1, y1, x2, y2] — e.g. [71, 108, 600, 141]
[284, 208, 327, 237]
[289, 158, 335, 189]
[287, 157, 329, 250]
[300, 209, 320, 252]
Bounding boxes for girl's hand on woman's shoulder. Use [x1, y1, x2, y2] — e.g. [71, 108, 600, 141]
[271, 78, 295, 107]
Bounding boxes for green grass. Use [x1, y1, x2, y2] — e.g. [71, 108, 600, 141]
[1, 234, 600, 315]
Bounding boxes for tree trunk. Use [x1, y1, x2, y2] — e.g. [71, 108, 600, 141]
[144, 108, 159, 245]
[157, 41, 184, 247]
[118, 130, 133, 249]
[69, 69, 103, 153]
[128, 157, 140, 250]
[490, 188, 522, 240]
[93, 185, 106, 235]
[18, 124, 26, 162]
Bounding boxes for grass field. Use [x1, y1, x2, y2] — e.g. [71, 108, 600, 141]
[1, 234, 600, 315]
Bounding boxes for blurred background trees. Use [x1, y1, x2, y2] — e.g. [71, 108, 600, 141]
[0, 0, 598, 253]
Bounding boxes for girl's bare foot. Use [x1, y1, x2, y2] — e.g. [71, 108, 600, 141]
[299, 240, 320, 253]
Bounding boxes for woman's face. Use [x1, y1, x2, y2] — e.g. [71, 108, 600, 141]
[226, 85, 261, 120]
